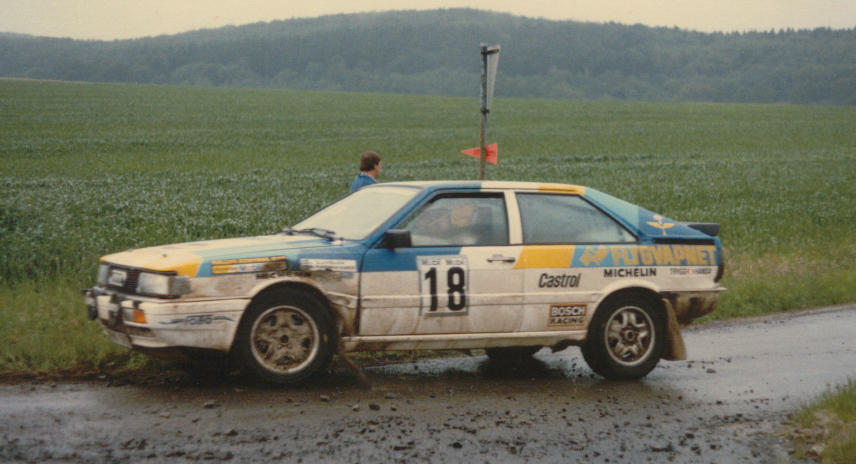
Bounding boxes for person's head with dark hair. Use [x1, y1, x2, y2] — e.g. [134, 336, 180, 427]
[359, 151, 382, 173]
[350, 151, 382, 193]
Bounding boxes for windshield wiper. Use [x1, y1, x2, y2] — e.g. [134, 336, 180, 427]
[279, 227, 337, 240]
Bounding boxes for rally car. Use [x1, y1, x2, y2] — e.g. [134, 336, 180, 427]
[83, 181, 724, 384]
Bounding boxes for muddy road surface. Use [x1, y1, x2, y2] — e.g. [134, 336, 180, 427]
[3, 305, 855, 463]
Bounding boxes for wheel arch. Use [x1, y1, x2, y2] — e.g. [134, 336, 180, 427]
[593, 286, 665, 317]
[230, 280, 340, 353]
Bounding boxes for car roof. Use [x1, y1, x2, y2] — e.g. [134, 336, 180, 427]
[370, 181, 719, 241]
[372, 180, 587, 195]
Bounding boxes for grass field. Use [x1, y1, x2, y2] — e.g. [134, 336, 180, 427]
[791, 380, 856, 463]
[2, 78, 855, 375]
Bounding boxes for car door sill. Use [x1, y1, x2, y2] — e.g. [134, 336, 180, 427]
[341, 330, 586, 352]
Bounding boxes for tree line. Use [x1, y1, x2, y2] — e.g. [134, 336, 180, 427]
[1, 9, 854, 105]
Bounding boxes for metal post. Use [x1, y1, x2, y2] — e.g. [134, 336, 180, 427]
[479, 44, 489, 180]
[478, 43, 499, 181]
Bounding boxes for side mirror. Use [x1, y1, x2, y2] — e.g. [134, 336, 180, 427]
[382, 229, 412, 249]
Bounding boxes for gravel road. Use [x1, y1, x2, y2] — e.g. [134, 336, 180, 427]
[3, 305, 855, 463]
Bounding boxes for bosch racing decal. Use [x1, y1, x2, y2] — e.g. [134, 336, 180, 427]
[549, 304, 587, 326]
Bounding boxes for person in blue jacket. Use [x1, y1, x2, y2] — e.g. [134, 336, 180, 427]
[350, 151, 382, 193]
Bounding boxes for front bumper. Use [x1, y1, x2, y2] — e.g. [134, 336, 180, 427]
[83, 287, 248, 352]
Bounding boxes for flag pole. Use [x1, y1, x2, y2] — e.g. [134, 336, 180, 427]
[479, 44, 488, 180]
[479, 107, 487, 180]
[479, 43, 500, 180]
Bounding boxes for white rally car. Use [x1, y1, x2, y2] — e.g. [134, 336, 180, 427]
[84, 181, 724, 384]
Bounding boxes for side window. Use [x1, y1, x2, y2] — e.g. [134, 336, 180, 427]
[401, 194, 509, 247]
[517, 193, 636, 244]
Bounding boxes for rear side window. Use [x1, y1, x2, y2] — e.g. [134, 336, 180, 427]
[516, 193, 636, 244]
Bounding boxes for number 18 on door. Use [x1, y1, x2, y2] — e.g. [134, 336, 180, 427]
[417, 256, 469, 316]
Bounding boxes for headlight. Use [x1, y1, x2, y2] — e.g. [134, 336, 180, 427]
[136, 272, 191, 297]
[96, 264, 109, 285]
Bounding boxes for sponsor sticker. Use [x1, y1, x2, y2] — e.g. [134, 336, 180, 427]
[255, 270, 310, 280]
[160, 315, 235, 326]
[300, 259, 358, 273]
[548, 304, 587, 326]
[211, 256, 288, 275]
[577, 244, 718, 267]
[646, 214, 675, 236]
[538, 273, 581, 288]
[669, 267, 713, 276]
[603, 268, 657, 278]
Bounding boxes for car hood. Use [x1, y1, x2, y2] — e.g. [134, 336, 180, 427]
[100, 235, 338, 277]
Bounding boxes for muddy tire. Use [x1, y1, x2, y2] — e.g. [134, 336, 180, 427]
[581, 293, 665, 380]
[234, 289, 334, 385]
[485, 346, 541, 361]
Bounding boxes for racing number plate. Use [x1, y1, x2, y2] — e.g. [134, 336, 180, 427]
[417, 255, 469, 316]
[108, 269, 127, 287]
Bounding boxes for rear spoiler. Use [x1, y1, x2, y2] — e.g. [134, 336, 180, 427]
[681, 222, 720, 237]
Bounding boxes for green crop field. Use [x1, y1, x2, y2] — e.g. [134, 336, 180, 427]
[2, 78, 856, 376]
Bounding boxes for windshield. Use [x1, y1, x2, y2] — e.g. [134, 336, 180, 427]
[291, 185, 421, 240]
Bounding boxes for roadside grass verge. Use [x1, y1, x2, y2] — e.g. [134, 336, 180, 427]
[788, 379, 856, 463]
[0, 281, 152, 377]
[716, 241, 856, 319]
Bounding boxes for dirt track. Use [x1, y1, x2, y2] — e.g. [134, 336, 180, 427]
[3, 305, 855, 463]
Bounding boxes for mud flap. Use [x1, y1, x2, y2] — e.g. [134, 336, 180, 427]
[334, 318, 371, 389]
[337, 338, 370, 389]
[661, 299, 687, 361]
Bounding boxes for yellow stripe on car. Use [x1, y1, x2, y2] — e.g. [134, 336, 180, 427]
[537, 183, 585, 195]
[514, 245, 576, 269]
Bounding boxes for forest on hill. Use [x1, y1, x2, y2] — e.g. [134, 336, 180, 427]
[1, 9, 854, 104]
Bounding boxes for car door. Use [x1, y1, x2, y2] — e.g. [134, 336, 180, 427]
[514, 192, 637, 332]
[358, 191, 524, 336]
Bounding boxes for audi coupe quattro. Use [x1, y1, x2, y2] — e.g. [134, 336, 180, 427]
[84, 181, 724, 383]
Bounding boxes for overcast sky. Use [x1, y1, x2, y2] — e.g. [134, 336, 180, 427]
[2, 0, 855, 41]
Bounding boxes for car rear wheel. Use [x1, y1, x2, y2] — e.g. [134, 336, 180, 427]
[234, 289, 334, 385]
[581, 293, 665, 380]
[484, 346, 541, 361]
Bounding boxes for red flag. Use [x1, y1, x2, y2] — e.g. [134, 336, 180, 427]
[461, 143, 498, 165]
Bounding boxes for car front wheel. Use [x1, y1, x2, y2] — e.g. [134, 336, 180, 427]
[234, 289, 334, 385]
[581, 293, 665, 380]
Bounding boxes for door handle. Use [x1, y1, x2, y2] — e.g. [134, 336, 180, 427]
[487, 255, 516, 263]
